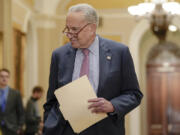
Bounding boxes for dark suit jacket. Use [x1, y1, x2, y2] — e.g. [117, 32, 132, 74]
[25, 97, 41, 133]
[43, 36, 143, 135]
[0, 88, 25, 134]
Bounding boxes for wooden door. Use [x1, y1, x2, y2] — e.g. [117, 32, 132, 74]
[13, 29, 26, 96]
[167, 69, 180, 135]
[147, 66, 180, 135]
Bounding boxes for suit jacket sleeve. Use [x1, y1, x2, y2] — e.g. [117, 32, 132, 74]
[43, 52, 58, 122]
[110, 47, 143, 118]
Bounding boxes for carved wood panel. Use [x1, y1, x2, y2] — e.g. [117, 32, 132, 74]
[147, 66, 180, 135]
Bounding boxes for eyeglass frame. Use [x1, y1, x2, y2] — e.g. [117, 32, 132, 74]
[62, 23, 92, 37]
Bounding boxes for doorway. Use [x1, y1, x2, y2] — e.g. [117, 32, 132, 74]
[147, 41, 180, 135]
[13, 28, 26, 96]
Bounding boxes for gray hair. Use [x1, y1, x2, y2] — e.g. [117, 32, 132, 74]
[68, 3, 99, 26]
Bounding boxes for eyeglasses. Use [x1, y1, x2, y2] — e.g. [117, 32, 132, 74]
[62, 23, 91, 38]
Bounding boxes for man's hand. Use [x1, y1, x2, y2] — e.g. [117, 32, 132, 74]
[88, 98, 114, 113]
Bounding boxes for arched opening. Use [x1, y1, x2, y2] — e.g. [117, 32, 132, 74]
[130, 17, 180, 135]
[146, 41, 180, 135]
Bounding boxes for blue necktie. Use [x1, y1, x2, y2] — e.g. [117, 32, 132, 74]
[0, 90, 6, 112]
[0, 90, 6, 126]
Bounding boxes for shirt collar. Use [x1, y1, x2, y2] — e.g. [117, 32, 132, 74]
[78, 35, 99, 56]
[87, 36, 99, 56]
[0, 86, 9, 98]
[0, 86, 9, 91]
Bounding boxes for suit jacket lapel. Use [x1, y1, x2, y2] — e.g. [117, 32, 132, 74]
[63, 44, 77, 83]
[5, 88, 12, 113]
[97, 37, 112, 97]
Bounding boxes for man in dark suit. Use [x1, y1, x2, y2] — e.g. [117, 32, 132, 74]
[0, 68, 25, 135]
[43, 3, 143, 135]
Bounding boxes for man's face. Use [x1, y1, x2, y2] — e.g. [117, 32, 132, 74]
[65, 11, 96, 48]
[0, 71, 10, 88]
[34, 92, 43, 100]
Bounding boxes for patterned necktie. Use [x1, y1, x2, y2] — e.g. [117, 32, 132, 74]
[80, 49, 89, 77]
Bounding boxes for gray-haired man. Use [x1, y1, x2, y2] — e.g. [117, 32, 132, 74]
[43, 3, 143, 135]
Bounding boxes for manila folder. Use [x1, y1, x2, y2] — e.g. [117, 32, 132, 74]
[54, 75, 107, 133]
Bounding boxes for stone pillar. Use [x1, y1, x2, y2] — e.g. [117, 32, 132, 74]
[2, 0, 14, 86]
[32, 14, 65, 116]
[23, 17, 39, 104]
